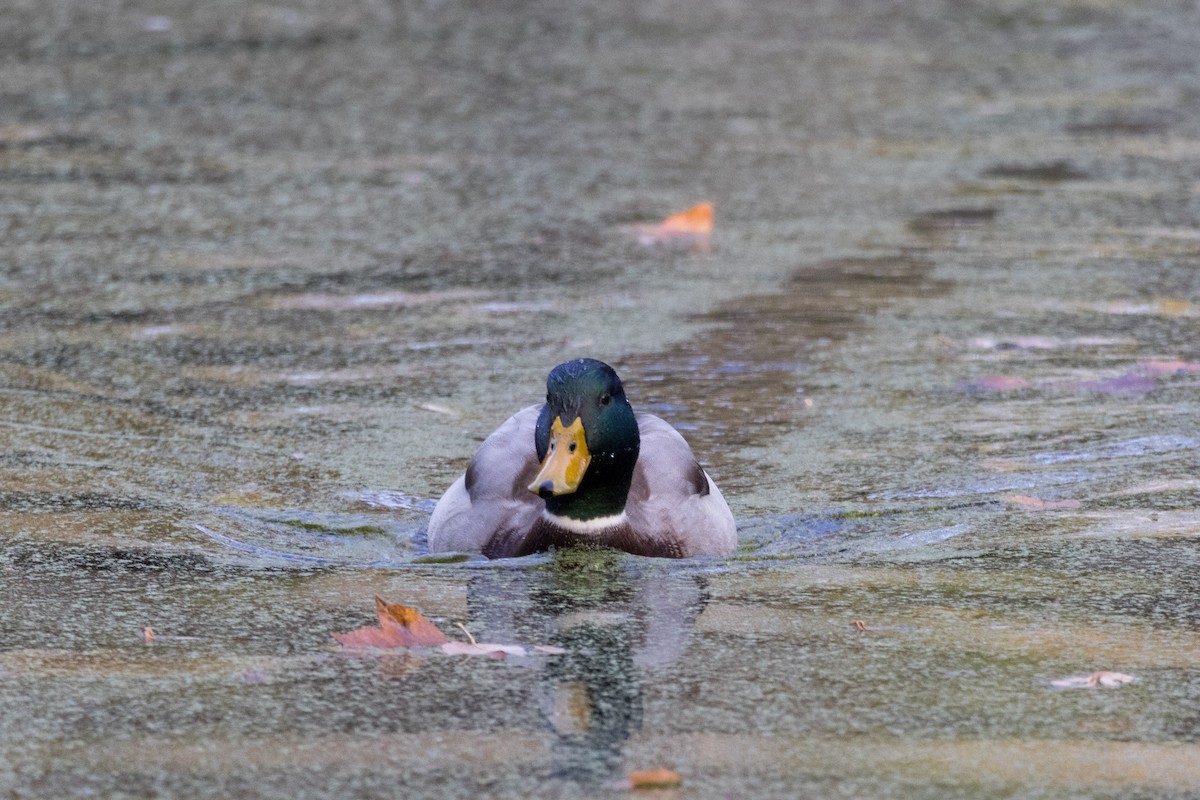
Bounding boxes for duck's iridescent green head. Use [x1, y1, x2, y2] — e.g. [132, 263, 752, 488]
[529, 358, 640, 520]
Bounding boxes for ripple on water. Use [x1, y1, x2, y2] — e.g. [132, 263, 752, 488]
[868, 471, 1092, 502]
[1021, 435, 1199, 465]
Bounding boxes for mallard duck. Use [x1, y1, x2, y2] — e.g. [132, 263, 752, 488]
[427, 358, 736, 558]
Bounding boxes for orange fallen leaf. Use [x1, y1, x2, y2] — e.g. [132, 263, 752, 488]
[1004, 494, 1082, 510]
[141, 627, 155, 643]
[636, 202, 713, 245]
[1095, 299, 1200, 318]
[656, 202, 713, 235]
[332, 597, 449, 648]
[627, 768, 683, 789]
[1050, 671, 1135, 689]
[1156, 297, 1195, 317]
[333, 598, 568, 659]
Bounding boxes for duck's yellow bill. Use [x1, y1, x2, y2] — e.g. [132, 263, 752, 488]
[529, 416, 590, 497]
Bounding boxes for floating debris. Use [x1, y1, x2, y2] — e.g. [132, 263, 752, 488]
[334, 598, 566, 659]
[1050, 671, 1135, 689]
[982, 161, 1088, 182]
[1004, 494, 1082, 511]
[625, 768, 683, 790]
[636, 202, 714, 246]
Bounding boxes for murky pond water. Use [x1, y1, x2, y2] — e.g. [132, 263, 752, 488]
[3, 1, 1200, 797]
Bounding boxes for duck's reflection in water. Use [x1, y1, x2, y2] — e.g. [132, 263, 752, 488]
[465, 548, 709, 783]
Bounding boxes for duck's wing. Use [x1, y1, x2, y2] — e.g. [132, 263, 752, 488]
[626, 413, 737, 556]
[426, 404, 544, 555]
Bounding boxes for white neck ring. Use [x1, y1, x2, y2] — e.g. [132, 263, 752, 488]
[542, 509, 627, 536]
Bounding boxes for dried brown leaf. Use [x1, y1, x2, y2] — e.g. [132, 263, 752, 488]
[627, 768, 683, 789]
[636, 202, 713, 246]
[1156, 297, 1195, 317]
[333, 598, 567, 658]
[332, 597, 449, 648]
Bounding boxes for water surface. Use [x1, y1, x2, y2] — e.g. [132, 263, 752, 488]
[2, 0, 1199, 797]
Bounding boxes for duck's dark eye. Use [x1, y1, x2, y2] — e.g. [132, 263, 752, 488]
[599, 393, 611, 406]
[568, 442, 577, 453]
